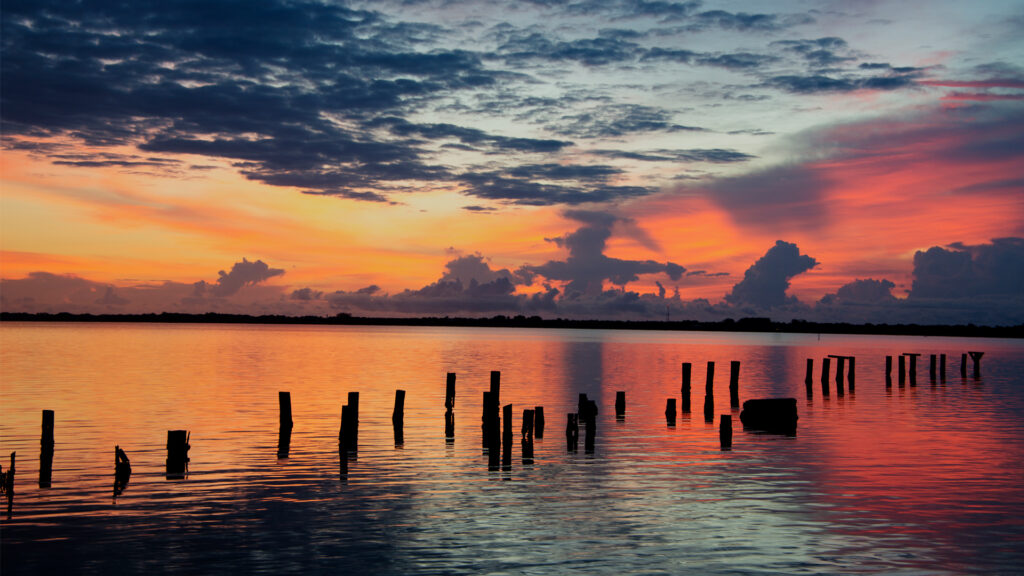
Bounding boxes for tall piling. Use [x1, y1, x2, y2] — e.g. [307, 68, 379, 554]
[907, 353, 919, 386]
[960, 353, 968, 378]
[940, 354, 947, 380]
[821, 357, 831, 396]
[847, 357, 856, 391]
[804, 359, 814, 397]
[886, 355, 893, 387]
[393, 389, 406, 446]
[502, 404, 513, 469]
[930, 355, 937, 381]
[582, 399, 597, 453]
[704, 361, 715, 422]
[682, 362, 692, 412]
[729, 361, 740, 408]
[898, 355, 906, 387]
[40, 410, 54, 488]
[968, 351, 984, 378]
[278, 392, 293, 458]
[829, 356, 845, 396]
[347, 391, 360, 451]
[445, 372, 456, 439]
[534, 406, 545, 439]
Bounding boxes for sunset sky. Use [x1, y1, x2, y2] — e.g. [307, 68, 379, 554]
[2, 0, 1022, 323]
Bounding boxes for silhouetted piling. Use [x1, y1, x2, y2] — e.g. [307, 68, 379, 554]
[885, 355, 893, 387]
[339, 407, 350, 473]
[828, 355, 845, 396]
[729, 361, 740, 408]
[278, 392, 293, 458]
[615, 391, 626, 419]
[898, 354, 906, 387]
[490, 371, 500, 403]
[535, 406, 545, 439]
[580, 398, 597, 453]
[704, 361, 715, 422]
[348, 391, 360, 451]
[393, 389, 406, 446]
[522, 409, 535, 439]
[40, 410, 54, 488]
[961, 353, 968, 378]
[166, 430, 190, 478]
[804, 359, 814, 396]
[665, 398, 677, 425]
[113, 446, 131, 497]
[1, 452, 15, 496]
[502, 404, 512, 468]
[522, 410, 536, 463]
[719, 414, 732, 450]
[906, 353, 920, 385]
[848, 356, 855, 391]
[483, 391, 496, 449]
[445, 373, 456, 410]
[566, 413, 579, 452]
[940, 354, 947, 379]
[821, 357, 831, 396]
[930, 354, 937, 381]
[682, 362, 692, 412]
[968, 351, 984, 378]
[521, 436, 534, 465]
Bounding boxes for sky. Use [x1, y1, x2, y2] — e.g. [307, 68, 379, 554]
[1, 0, 1023, 324]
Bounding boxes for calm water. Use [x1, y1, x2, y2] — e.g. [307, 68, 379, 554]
[1, 322, 1022, 575]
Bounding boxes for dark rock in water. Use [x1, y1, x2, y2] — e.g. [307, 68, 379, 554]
[739, 398, 798, 435]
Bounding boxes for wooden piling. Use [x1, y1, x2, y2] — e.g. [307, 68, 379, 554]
[847, 356, 855, 391]
[347, 392, 360, 451]
[534, 406, 545, 439]
[907, 353, 920, 385]
[2, 452, 15, 495]
[940, 354, 947, 379]
[961, 353, 968, 378]
[566, 413, 579, 452]
[615, 391, 626, 418]
[584, 400, 596, 453]
[930, 354, 937, 381]
[522, 409, 535, 439]
[278, 392, 293, 458]
[968, 351, 984, 378]
[729, 361, 740, 408]
[393, 389, 406, 446]
[490, 371, 500, 404]
[720, 414, 732, 450]
[166, 430, 190, 478]
[113, 446, 131, 497]
[804, 358, 814, 390]
[821, 357, 831, 396]
[41, 410, 55, 448]
[40, 409, 54, 488]
[682, 362, 692, 412]
[704, 361, 715, 422]
[665, 398, 677, 425]
[828, 356, 845, 396]
[502, 404, 513, 468]
[445, 372, 456, 410]
[898, 354, 906, 386]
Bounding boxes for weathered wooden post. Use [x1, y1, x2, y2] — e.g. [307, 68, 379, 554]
[40, 410, 54, 488]
[534, 406, 545, 439]
[482, 391, 492, 449]
[929, 355, 937, 381]
[166, 430, 190, 478]
[502, 404, 513, 469]
[681, 362, 692, 413]
[522, 409, 535, 465]
[584, 400, 597, 453]
[347, 391, 360, 452]
[113, 446, 131, 497]
[393, 389, 406, 446]
[804, 359, 814, 397]
[566, 413, 579, 452]
[720, 414, 732, 450]
[968, 351, 984, 378]
[960, 353, 968, 378]
[665, 398, 677, 425]
[828, 355, 845, 396]
[898, 354, 906, 387]
[940, 354, 947, 379]
[339, 405, 350, 473]
[615, 391, 626, 419]
[907, 353, 920, 386]
[1, 452, 15, 496]
[729, 361, 740, 408]
[821, 357, 831, 396]
[704, 361, 715, 423]
[522, 409, 535, 439]
[847, 356, 855, 391]
[445, 373, 456, 410]
[490, 371, 501, 404]
[278, 392, 293, 458]
[885, 355, 893, 387]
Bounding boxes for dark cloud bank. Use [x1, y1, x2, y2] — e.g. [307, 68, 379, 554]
[4, 224, 1022, 325]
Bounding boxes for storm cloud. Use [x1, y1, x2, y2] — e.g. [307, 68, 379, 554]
[724, 240, 817, 309]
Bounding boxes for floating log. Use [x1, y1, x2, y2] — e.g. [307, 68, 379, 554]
[720, 414, 732, 450]
[968, 351, 984, 378]
[665, 398, 676, 425]
[534, 406, 545, 439]
[739, 398, 798, 435]
[566, 413, 579, 452]
[445, 372, 456, 410]
[166, 430, 190, 478]
[615, 391, 626, 418]
[729, 361, 740, 408]
[682, 362, 692, 412]
[820, 357, 831, 396]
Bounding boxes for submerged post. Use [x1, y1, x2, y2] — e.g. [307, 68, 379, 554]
[821, 357, 831, 396]
[665, 398, 677, 425]
[682, 362, 692, 413]
[166, 430, 190, 478]
[704, 361, 715, 423]
[729, 361, 740, 408]
[534, 406, 545, 439]
[719, 414, 732, 450]
[968, 351, 984, 378]
[615, 391, 626, 419]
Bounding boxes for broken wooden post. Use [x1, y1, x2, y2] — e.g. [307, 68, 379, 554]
[522, 408, 535, 465]
[278, 391, 293, 458]
[1, 452, 15, 496]
[347, 391, 359, 451]
[804, 359, 814, 397]
[898, 354, 906, 387]
[566, 413, 579, 452]
[166, 430, 190, 478]
[522, 409, 535, 439]
[490, 371, 501, 404]
[584, 400, 597, 454]
[729, 361, 740, 408]
[968, 351, 984, 378]
[821, 357, 831, 396]
[665, 398, 677, 425]
[615, 391, 626, 419]
[40, 410, 54, 488]
[393, 389, 406, 446]
[681, 362, 692, 412]
[502, 404, 513, 469]
[704, 361, 715, 423]
[720, 414, 732, 450]
[960, 353, 968, 378]
[930, 354, 937, 381]
[739, 398, 798, 435]
[534, 406, 545, 439]
[114, 446, 131, 497]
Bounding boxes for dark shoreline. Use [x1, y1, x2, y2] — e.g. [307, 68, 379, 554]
[2, 312, 1021, 338]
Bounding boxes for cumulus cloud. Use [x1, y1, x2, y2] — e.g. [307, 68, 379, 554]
[819, 278, 896, 305]
[210, 258, 285, 297]
[725, 240, 817, 309]
[910, 238, 1024, 299]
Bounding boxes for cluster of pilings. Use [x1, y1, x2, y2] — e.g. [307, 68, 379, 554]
[886, 351, 983, 386]
[671, 361, 741, 424]
[804, 355, 856, 398]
